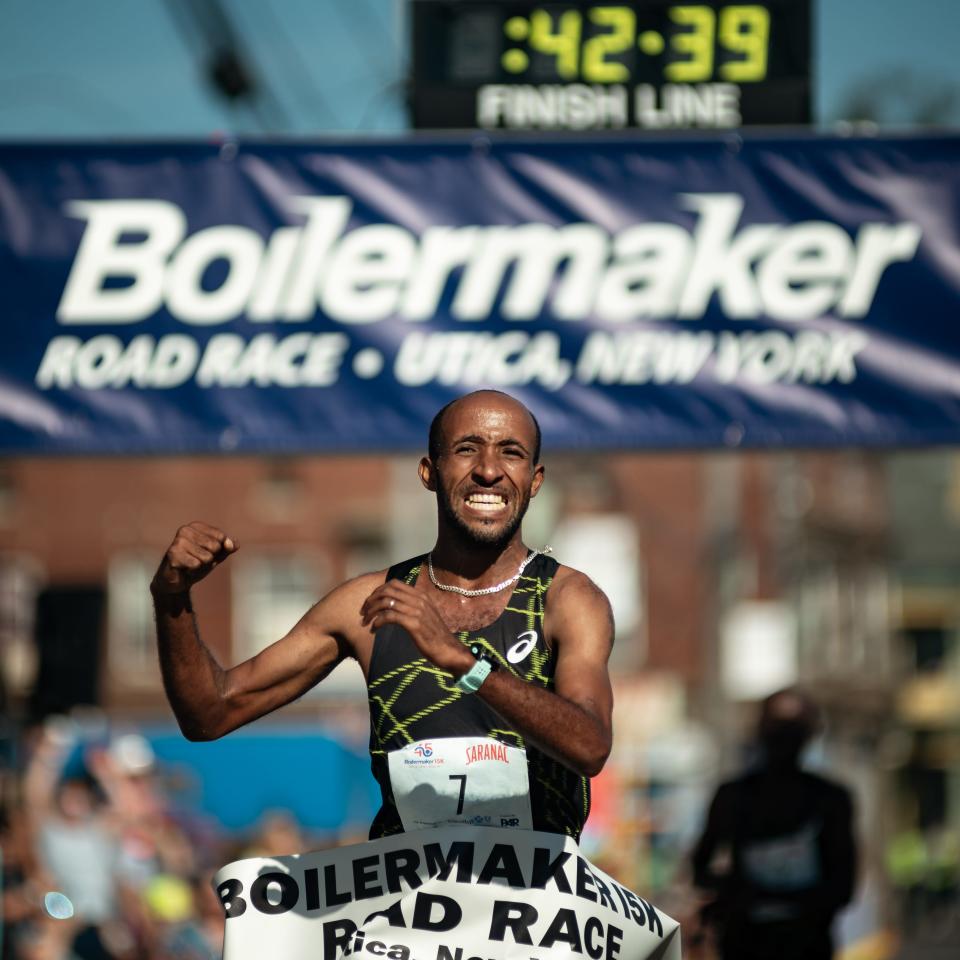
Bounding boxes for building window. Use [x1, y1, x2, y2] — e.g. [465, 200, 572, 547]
[550, 513, 644, 670]
[794, 557, 892, 679]
[0, 554, 44, 695]
[232, 551, 364, 697]
[108, 552, 157, 683]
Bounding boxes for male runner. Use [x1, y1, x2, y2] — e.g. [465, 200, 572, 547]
[152, 390, 614, 840]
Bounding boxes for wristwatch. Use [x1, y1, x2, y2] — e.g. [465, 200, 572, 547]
[455, 643, 499, 694]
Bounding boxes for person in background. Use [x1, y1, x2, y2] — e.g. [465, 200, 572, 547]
[22, 724, 124, 960]
[691, 687, 857, 960]
[0, 703, 233, 960]
[241, 810, 306, 859]
[0, 804, 46, 960]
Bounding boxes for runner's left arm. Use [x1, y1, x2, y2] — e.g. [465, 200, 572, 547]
[361, 569, 614, 778]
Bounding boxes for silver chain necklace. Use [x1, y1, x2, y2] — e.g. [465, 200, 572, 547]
[426, 546, 553, 598]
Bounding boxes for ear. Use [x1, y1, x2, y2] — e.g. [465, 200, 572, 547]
[418, 457, 436, 491]
[530, 463, 545, 498]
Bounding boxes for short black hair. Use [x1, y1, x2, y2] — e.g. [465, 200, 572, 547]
[428, 391, 542, 464]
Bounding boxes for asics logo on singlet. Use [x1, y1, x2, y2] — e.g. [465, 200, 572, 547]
[507, 631, 538, 664]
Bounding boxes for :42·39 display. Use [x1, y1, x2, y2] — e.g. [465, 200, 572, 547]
[410, 0, 811, 129]
[501, 4, 773, 84]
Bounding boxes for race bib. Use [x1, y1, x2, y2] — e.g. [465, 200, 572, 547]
[743, 822, 822, 891]
[387, 737, 533, 832]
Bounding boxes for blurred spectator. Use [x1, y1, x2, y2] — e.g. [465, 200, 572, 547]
[690, 688, 857, 960]
[888, 824, 960, 937]
[9, 713, 228, 960]
[885, 826, 928, 933]
[0, 712, 391, 958]
[1, 805, 43, 960]
[241, 810, 306, 859]
[141, 872, 220, 960]
[189, 872, 226, 959]
[925, 826, 960, 922]
[23, 721, 124, 959]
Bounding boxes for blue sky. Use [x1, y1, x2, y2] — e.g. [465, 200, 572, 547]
[0, 0, 958, 136]
[816, 0, 960, 125]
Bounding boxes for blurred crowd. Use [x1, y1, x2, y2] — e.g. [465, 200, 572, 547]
[3, 699, 959, 960]
[885, 823, 960, 942]
[0, 713, 311, 960]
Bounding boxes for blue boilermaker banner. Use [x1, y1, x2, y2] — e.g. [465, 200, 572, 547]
[2, 135, 959, 453]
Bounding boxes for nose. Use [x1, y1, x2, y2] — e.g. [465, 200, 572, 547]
[472, 449, 504, 485]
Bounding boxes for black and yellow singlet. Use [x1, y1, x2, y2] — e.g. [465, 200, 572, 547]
[366, 552, 591, 841]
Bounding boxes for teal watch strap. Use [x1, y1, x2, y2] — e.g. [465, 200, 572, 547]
[455, 657, 493, 694]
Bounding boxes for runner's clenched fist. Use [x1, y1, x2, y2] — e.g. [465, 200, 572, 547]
[151, 521, 238, 596]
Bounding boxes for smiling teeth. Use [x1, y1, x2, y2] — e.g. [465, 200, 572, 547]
[468, 494, 505, 505]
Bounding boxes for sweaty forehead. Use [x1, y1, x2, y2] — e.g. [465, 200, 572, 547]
[441, 394, 536, 445]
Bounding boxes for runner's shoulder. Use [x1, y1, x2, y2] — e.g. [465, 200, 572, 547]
[546, 564, 614, 635]
[341, 568, 391, 595]
[304, 568, 388, 632]
[549, 563, 610, 607]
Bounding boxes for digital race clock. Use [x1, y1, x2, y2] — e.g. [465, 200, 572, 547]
[410, 0, 810, 130]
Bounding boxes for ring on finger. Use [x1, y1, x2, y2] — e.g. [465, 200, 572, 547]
[389, 599, 395, 609]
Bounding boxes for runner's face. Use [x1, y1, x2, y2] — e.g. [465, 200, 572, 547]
[426, 397, 543, 548]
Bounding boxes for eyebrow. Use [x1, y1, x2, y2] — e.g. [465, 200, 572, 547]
[452, 433, 530, 452]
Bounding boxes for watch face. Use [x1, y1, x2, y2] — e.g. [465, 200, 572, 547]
[468, 643, 498, 670]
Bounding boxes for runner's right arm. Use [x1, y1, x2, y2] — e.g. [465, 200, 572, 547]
[151, 521, 376, 741]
